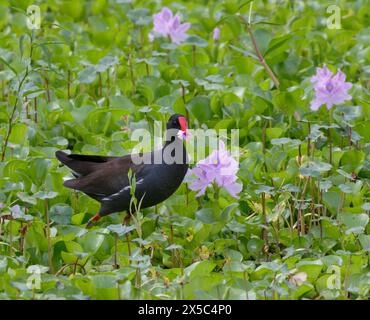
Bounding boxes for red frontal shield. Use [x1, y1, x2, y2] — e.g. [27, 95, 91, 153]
[178, 116, 188, 135]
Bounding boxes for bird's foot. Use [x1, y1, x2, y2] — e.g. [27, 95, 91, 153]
[86, 213, 101, 228]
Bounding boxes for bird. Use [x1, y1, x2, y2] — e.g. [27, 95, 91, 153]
[55, 114, 189, 228]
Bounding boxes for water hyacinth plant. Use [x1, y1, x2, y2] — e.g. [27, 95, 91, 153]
[152, 7, 191, 44]
[188, 141, 242, 198]
[310, 65, 353, 111]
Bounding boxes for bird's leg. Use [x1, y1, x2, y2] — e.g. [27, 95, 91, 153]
[86, 213, 101, 228]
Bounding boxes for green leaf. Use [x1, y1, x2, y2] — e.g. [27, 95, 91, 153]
[319, 179, 332, 191]
[106, 224, 135, 237]
[266, 127, 283, 140]
[185, 261, 216, 279]
[34, 191, 58, 199]
[264, 34, 292, 58]
[0, 57, 17, 76]
[340, 150, 365, 173]
[78, 229, 108, 254]
[322, 192, 341, 215]
[272, 89, 302, 116]
[165, 244, 183, 250]
[8, 123, 28, 145]
[296, 259, 323, 281]
[184, 35, 209, 47]
[77, 66, 97, 84]
[255, 184, 275, 195]
[187, 96, 212, 122]
[96, 55, 119, 72]
[300, 161, 332, 177]
[358, 234, 370, 251]
[229, 44, 259, 60]
[50, 204, 73, 225]
[195, 208, 216, 224]
[338, 181, 363, 194]
[271, 137, 292, 145]
[127, 8, 151, 25]
[247, 238, 264, 254]
[338, 212, 369, 233]
[253, 29, 272, 54]
[336, 169, 353, 180]
[17, 192, 36, 205]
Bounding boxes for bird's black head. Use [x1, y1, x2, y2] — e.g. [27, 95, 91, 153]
[166, 114, 188, 132]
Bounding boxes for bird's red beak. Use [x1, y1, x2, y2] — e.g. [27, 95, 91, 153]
[178, 116, 188, 136]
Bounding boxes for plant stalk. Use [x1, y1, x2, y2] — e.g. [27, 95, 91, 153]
[261, 192, 269, 254]
[45, 199, 53, 273]
[245, 24, 280, 88]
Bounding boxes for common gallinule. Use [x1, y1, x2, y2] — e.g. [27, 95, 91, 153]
[56, 114, 188, 227]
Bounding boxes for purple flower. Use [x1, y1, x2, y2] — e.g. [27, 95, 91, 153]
[11, 205, 21, 214]
[188, 141, 242, 198]
[153, 7, 173, 36]
[169, 15, 191, 44]
[152, 7, 191, 44]
[310, 65, 352, 111]
[213, 27, 220, 40]
[177, 129, 191, 141]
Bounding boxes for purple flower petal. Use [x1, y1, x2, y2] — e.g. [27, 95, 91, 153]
[213, 27, 220, 40]
[224, 181, 243, 199]
[161, 7, 173, 22]
[11, 205, 21, 214]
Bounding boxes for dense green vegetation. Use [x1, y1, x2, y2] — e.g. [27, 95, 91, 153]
[0, 0, 369, 300]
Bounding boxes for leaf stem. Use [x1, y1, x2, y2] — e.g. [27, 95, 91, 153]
[192, 45, 196, 67]
[8, 214, 13, 256]
[243, 20, 280, 88]
[170, 224, 176, 267]
[1, 33, 34, 161]
[298, 177, 309, 235]
[1, 80, 5, 100]
[328, 108, 333, 165]
[106, 69, 111, 99]
[44, 71, 51, 102]
[261, 192, 269, 255]
[123, 214, 132, 265]
[98, 72, 102, 97]
[67, 70, 71, 99]
[34, 97, 38, 123]
[128, 51, 135, 95]
[45, 199, 53, 273]
[347, 126, 352, 149]
[307, 122, 311, 158]
[181, 83, 189, 122]
[114, 233, 119, 269]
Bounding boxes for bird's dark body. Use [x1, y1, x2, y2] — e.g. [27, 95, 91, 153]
[56, 114, 188, 219]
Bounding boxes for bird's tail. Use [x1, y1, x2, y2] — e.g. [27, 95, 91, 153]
[55, 150, 70, 165]
[55, 150, 96, 176]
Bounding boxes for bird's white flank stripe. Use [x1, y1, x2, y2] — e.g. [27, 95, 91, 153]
[102, 178, 144, 201]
